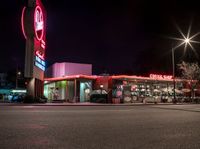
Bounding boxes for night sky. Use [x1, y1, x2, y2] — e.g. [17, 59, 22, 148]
[1, 0, 200, 76]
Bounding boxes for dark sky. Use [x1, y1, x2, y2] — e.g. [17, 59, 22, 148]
[1, 0, 200, 76]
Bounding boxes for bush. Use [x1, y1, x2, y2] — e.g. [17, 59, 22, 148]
[37, 96, 47, 103]
[23, 95, 47, 103]
[0, 94, 3, 100]
[23, 95, 35, 103]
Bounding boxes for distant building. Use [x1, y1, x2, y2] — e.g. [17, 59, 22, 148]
[0, 73, 7, 87]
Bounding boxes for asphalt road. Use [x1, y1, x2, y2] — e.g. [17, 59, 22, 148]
[0, 104, 199, 149]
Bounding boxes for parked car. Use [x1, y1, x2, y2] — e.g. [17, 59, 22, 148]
[35, 96, 48, 103]
[11, 94, 25, 102]
[90, 89, 108, 103]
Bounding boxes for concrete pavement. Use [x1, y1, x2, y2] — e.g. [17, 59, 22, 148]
[0, 104, 200, 149]
[0, 102, 181, 106]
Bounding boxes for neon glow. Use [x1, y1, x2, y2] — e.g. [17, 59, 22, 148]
[35, 56, 45, 71]
[34, 6, 44, 41]
[41, 44, 45, 49]
[11, 90, 27, 93]
[41, 40, 46, 49]
[35, 61, 45, 71]
[111, 75, 180, 82]
[36, 50, 45, 60]
[44, 74, 187, 82]
[44, 75, 98, 81]
[36, 56, 45, 66]
[21, 7, 27, 39]
[149, 74, 172, 80]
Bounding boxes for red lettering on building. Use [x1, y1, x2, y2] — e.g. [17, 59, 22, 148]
[149, 74, 172, 80]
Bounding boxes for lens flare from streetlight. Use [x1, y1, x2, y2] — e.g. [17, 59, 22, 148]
[169, 22, 200, 58]
[185, 38, 190, 43]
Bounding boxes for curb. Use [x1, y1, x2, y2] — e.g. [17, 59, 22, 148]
[0, 103, 184, 107]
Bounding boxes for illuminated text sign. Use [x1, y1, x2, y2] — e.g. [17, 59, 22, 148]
[34, 6, 44, 41]
[21, 1, 46, 80]
[35, 56, 45, 71]
[150, 74, 173, 80]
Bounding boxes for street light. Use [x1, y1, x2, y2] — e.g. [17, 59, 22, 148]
[185, 38, 190, 43]
[170, 21, 200, 103]
[16, 71, 21, 89]
[17, 71, 21, 75]
[172, 38, 191, 103]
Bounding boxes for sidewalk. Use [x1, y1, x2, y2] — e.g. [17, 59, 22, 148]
[0, 102, 178, 106]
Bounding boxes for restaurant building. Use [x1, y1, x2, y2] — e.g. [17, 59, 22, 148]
[44, 62, 95, 102]
[44, 62, 195, 103]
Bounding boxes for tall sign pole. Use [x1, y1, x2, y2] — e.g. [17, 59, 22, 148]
[21, 0, 46, 98]
[172, 47, 176, 103]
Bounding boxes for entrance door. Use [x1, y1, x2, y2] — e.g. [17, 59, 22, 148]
[80, 81, 92, 102]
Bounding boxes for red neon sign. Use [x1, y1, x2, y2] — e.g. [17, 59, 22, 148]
[41, 40, 46, 49]
[36, 50, 45, 60]
[21, 7, 27, 39]
[34, 6, 44, 41]
[149, 74, 173, 80]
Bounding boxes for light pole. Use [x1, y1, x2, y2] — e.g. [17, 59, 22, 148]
[170, 23, 200, 103]
[172, 38, 190, 103]
[16, 71, 21, 89]
[172, 46, 176, 103]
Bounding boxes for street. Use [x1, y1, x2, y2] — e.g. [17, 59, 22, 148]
[0, 104, 199, 149]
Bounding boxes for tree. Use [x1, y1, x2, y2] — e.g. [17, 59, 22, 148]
[177, 61, 200, 101]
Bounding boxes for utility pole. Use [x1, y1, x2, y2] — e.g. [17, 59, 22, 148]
[172, 47, 176, 103]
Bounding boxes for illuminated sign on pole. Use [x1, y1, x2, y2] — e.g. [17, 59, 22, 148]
[21, 1, 46, 76]
[34, 6, 44, 41]
[33, 6, 46, 72]
[21, 0, 46, 98]
[35, 56, 45, 71]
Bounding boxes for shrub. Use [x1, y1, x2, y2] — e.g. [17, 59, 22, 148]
[23, 95, 35, 103]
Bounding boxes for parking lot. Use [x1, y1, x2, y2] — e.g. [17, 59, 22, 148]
[0, 104, 199, 149]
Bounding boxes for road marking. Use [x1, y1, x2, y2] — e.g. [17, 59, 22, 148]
[150, 106, 200, 113]
[0, 109, 133, 113]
